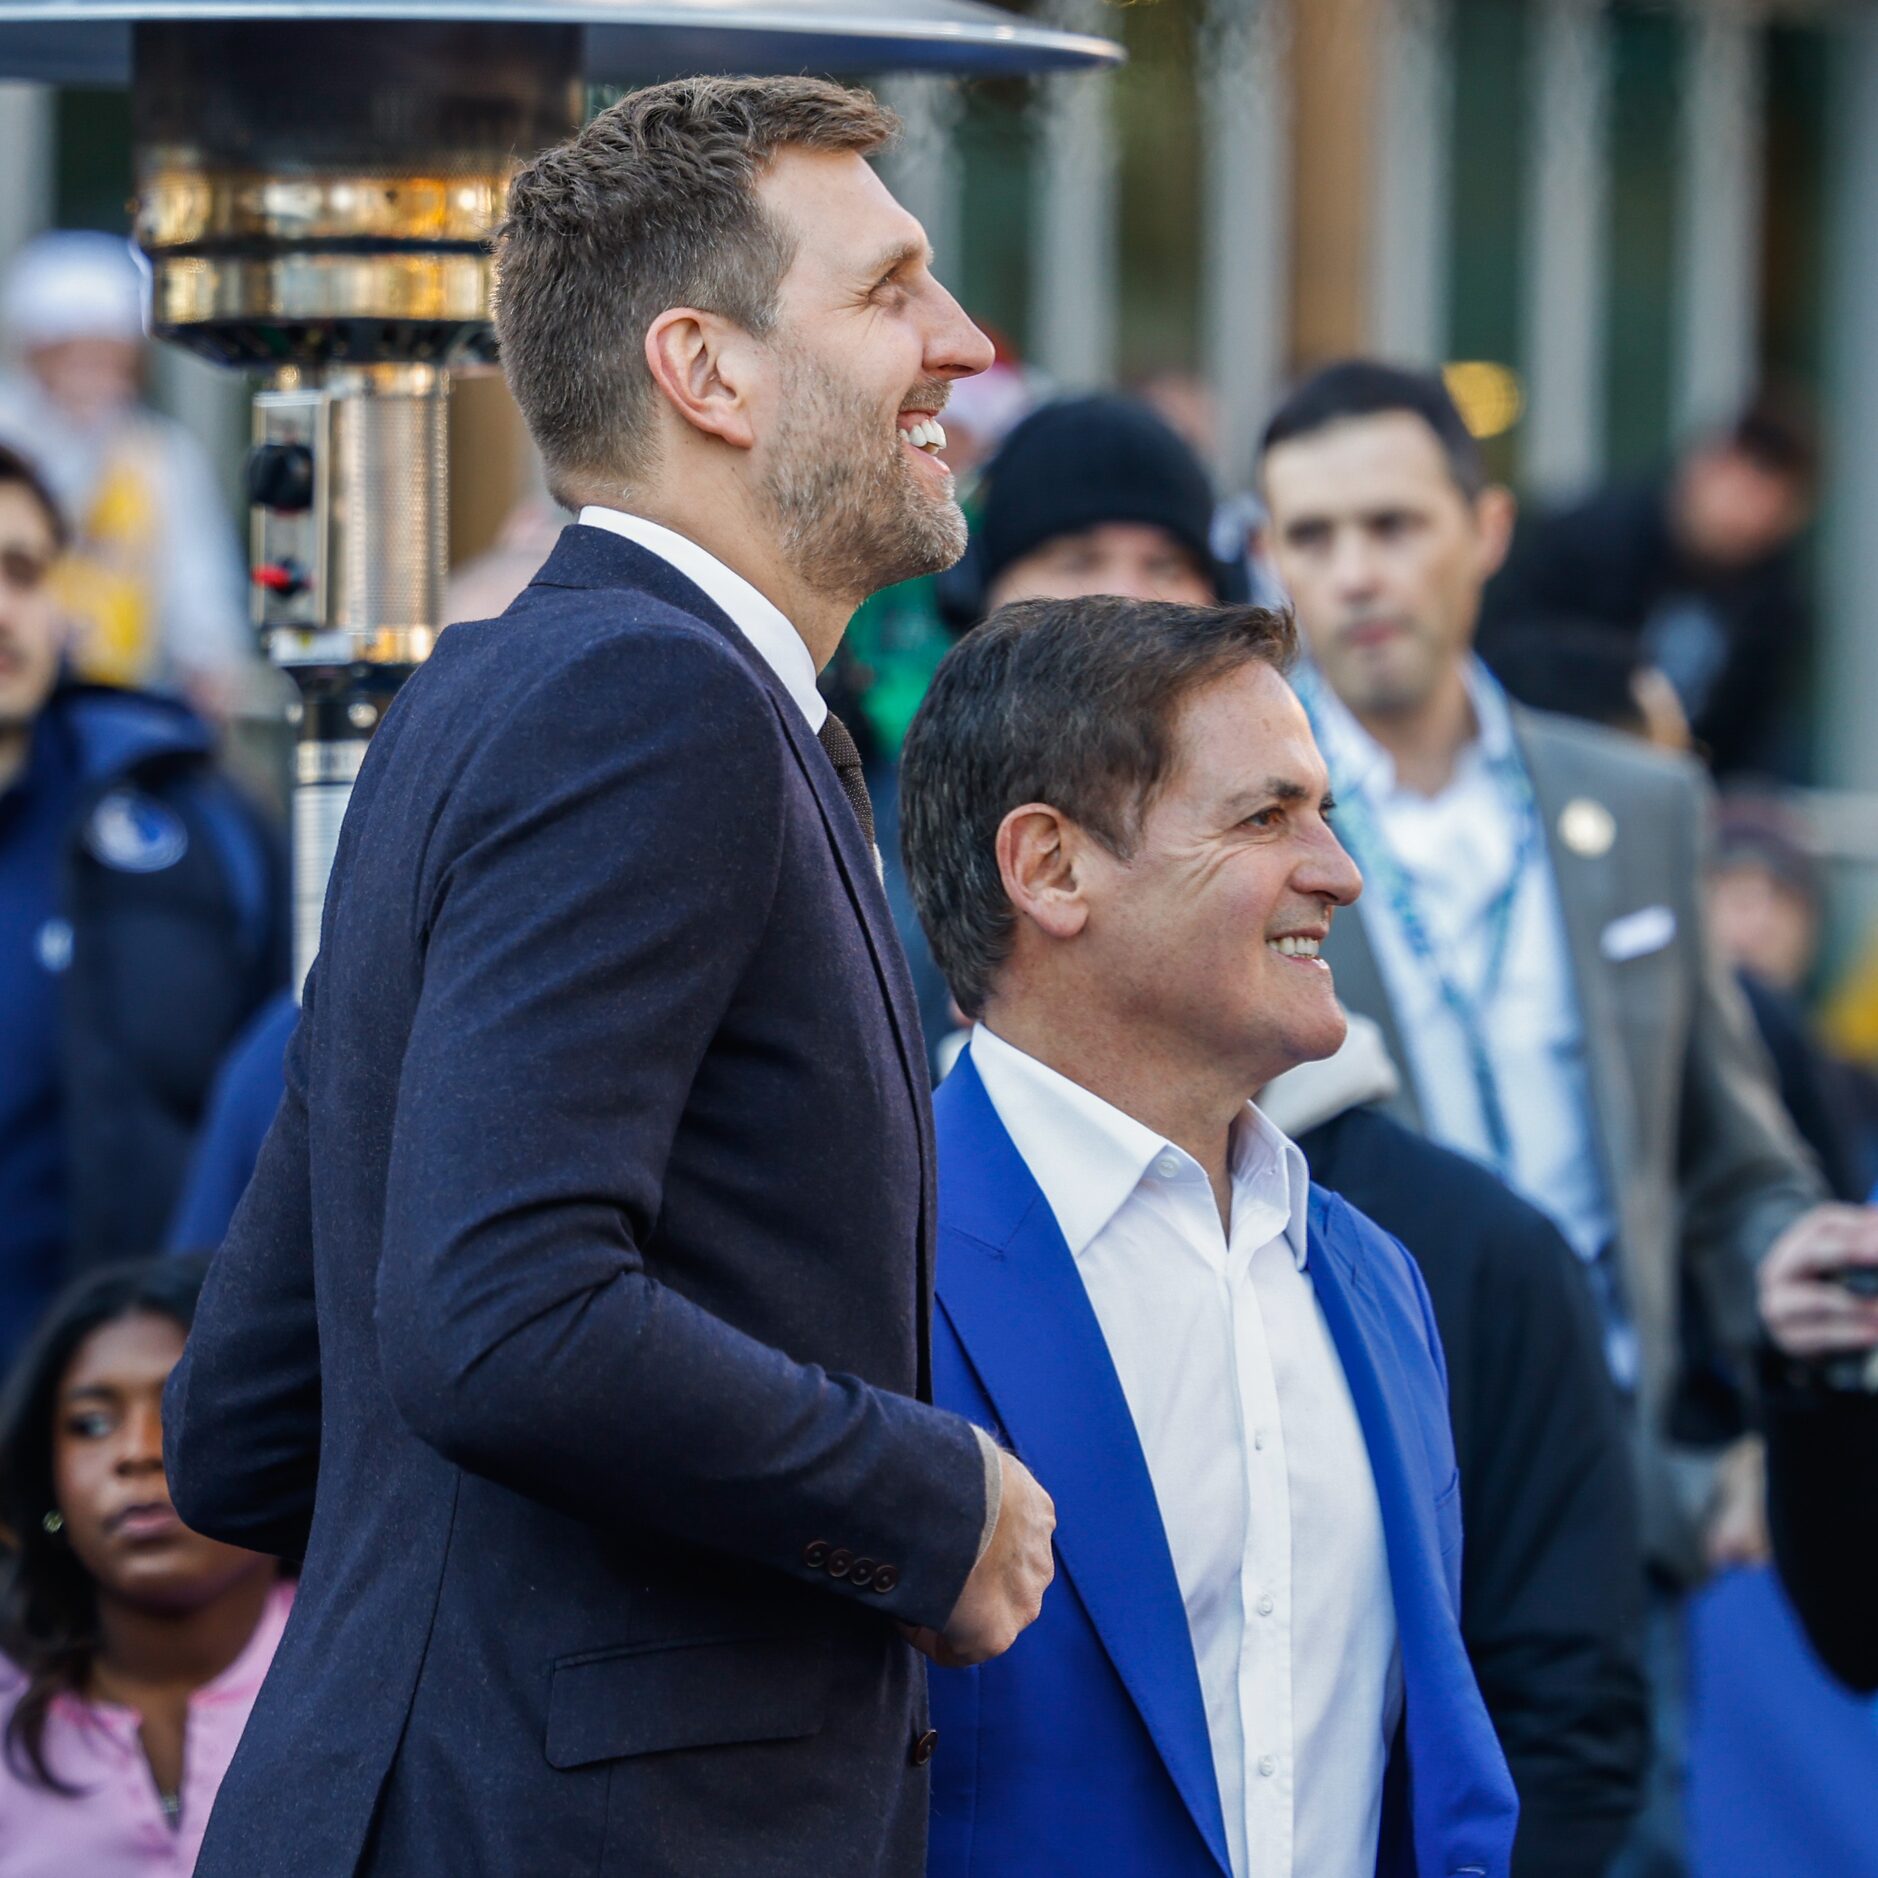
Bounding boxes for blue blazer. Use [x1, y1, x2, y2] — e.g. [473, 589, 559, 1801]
[927, 1051, 1518, 1878]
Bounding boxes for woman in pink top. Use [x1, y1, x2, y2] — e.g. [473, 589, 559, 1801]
[0, 1257, 290, 1875]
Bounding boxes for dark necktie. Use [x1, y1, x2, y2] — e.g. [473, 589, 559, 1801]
[817, 710, 876, 848]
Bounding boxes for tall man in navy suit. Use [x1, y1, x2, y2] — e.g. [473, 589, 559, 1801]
[900, 596, 1518, 1877]
[163, 76, 1055, 1877]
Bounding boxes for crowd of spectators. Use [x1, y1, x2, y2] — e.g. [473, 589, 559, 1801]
[0, 220, 1874, 1877]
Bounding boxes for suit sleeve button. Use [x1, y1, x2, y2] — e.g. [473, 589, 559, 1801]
[871, 1564, 899, 1594]
[803, 1540, 830, 1570]
[911, 1729, 940, 1767]
[848, 1557, 875, 1587]
[826, 1547, 854, 1580]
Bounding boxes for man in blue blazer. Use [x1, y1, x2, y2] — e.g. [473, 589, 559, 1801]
[900, 595, 1518, 1877]
[162, 78, 1056, 1877]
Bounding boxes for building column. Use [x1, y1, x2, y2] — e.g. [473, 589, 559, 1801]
[1674, 0, 1763, 435]
[1821, 8, 1878, 803]
[1031, 0, 1119, 390]
[876, 75, 963, 283]
[0, 83, 53, 268]
[1288, 0, 1379, 369]
[1368, 0, 1453, 365]
[1523, 0, 1610, 495]
[1199, 0, 1290, 490]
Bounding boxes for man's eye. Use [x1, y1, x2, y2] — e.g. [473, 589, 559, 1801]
[1, 548, 50, 591]
[64, 1412, 112, 1439]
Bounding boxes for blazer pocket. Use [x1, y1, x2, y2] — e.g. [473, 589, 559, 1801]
[545, 1633, 833, 1770]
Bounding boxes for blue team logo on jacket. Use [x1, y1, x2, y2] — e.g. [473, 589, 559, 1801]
[84, 789, 189, 874]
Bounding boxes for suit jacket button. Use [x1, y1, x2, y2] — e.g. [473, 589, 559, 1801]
[803, 1540, 830, 1570]
[826, 1547, 854, 1580]
[911, 1729, 939, 1767]
[871, 1564, 899, 1594]
[849, 1557, 875, 1587]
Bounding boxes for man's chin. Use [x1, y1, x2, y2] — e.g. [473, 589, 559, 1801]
[1283, 995, 1349, 1069]
[874, 491, 968, 587]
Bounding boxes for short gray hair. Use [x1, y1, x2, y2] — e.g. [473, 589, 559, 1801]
[495, 76, 898, 505]
[900, 596, 1298, 1017]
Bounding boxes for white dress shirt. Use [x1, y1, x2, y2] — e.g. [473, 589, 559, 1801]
[578, 506, 827, 731]
[1307, 663, 1618, 1265]
[969, 1025, 1402, 1878]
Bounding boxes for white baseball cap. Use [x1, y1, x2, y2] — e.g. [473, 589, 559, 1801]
[2, 230, 150, 349]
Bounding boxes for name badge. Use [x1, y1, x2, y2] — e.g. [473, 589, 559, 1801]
[1600, 904, 1677, 962]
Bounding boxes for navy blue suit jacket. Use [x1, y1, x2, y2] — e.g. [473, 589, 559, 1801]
[165, 525, 989, 1877]
[927, 1051, 1519, 1877]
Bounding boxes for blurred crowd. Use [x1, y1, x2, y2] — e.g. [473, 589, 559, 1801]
[0, 225, 1874, 1877]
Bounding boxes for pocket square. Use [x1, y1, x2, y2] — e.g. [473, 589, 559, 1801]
[1601, 904, 1677, 962]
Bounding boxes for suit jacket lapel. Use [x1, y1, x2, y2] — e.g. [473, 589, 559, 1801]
[934, 1056, 1232, 1876]
[767, 702, 940, 1391]
[1511, 708, 1638, 1217]
[1302, 1194, 1451, 1757]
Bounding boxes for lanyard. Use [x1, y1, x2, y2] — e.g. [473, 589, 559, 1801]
[1297, 671, 1543, 1175]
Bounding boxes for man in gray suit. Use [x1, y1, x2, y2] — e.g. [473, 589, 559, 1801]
[1255, 361, 1878, 1877]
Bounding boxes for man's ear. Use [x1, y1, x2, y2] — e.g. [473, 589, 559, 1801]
[644, 308, 758, 451]
[996, 804, 1090, 943]
[1473, 483, 1518, 582]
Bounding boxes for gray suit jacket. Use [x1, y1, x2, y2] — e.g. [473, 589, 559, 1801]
[1322, 705, 1820, 1574]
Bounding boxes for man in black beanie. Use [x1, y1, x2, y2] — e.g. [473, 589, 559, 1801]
[948, 393, 1247, 619]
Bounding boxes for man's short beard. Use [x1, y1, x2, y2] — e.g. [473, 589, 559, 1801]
[760, 344, 967, 604]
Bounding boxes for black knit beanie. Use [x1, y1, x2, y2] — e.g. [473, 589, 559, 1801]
[974, 394, 1231, 598]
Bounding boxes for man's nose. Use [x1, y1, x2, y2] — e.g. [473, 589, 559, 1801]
[1327, 529, 1381, 598]
[1300, 828, 1363, 907]
[926, 277, 995, 381]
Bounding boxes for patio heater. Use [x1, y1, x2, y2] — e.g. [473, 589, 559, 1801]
[0, 0, 1120, 977]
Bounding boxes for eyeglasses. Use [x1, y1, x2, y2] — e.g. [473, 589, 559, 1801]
[0, 546, 52, 594]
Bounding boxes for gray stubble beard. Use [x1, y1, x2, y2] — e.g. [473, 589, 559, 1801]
[760, 345, 967, 607]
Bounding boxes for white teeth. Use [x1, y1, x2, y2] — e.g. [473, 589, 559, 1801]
[904, 417, 947, 453]
[1270, 935, 1322, 958]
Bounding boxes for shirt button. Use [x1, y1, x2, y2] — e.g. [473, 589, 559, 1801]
[1253, 1429, 1268, 1451]
[1154, 1154, 1181, 1180]
[1258, 1755, 1277, 1778]
[1257, 1594, 1275, 1617]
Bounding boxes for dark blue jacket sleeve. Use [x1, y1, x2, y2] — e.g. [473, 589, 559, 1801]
[164, 976, 322, 1561]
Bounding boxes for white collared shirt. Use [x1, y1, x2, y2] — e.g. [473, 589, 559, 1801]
[1306, 662, 1618, 1264]
[577, 506, 827, 731]
[969, 1025, 1402, 1878]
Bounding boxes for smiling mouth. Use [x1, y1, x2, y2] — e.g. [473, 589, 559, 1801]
[1268, 933, 1330, 967]
[898, 415, 948, 456]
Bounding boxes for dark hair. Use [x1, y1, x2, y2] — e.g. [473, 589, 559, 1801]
[0, 1257, 207, 1791]
[1482, 620, 1652, 736]
[901, 596, 1298, 1016]
[0, 442, 68, 552]
[1718, 388, 1820, 495]
[1258, 359, 1487, 499]
[495, 75, 898, 506]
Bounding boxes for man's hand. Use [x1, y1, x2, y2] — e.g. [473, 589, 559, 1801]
[903, 1449, 1055, 1669]
[1759, 1203, 1878, 1359]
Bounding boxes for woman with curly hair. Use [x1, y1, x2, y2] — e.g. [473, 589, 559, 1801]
[0, 1257, 289, 1873]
